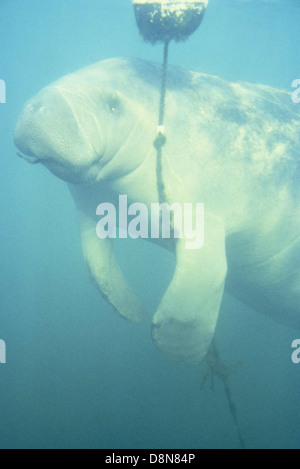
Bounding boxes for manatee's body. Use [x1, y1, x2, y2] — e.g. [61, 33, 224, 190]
[14, 58, 300, 363]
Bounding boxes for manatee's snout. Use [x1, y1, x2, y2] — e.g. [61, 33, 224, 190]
[15, 89, 73, 160]
[14, 86, 104, 184]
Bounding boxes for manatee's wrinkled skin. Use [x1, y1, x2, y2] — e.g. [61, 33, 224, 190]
[14, 58, 300, 363]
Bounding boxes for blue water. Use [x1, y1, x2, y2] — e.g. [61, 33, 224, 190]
[0, 0, 299, 449]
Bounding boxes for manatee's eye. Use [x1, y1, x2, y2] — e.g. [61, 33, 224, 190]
[107, 94, 122, 116]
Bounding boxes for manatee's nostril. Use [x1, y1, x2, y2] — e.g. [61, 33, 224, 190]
[27, 103, 39, 112]
[38, 106, 48, 113]
[27, 103, 48, 114]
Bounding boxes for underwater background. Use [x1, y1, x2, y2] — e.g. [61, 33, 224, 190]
[0, 0, 299, 449]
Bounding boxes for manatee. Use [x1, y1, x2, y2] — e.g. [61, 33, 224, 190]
[14, 58, 300, 364]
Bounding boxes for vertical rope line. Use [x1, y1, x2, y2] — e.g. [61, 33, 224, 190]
[223, 381, 246, 449]
[154, 41, 170, 207]
[158, 40, 170, 127]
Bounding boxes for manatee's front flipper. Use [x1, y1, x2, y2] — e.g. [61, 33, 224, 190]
[80, 214, 147, 323]
[152, 215, 227, 364]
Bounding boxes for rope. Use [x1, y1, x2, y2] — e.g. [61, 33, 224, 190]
[158, 40, 170, 128]
[223, 380, 246, 450]
[202, 341, 247, 449]
[154, 41, 170, 206]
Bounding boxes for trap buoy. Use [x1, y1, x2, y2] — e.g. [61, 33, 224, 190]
[132, 0, 209, 206]
[133, 0, 208, 44]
